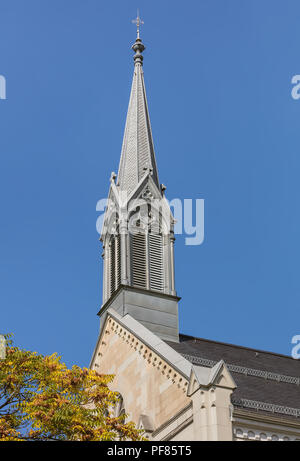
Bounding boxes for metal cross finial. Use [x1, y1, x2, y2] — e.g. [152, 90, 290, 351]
[132, 10, 144, 39]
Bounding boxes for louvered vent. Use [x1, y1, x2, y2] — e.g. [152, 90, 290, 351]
[131, 233, 147, 288]
[115, 235, 121, 290]
[109, 238, 116, 296]
[109, 235, 121, 297]
[149, 234, 163, 292]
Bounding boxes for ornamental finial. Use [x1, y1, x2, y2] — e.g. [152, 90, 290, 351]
[131, 11, 145, 65]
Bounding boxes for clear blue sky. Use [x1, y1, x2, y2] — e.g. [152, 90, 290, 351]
[1, 0, 299, 366]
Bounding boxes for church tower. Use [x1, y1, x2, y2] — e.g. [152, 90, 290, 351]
[98, 27, 179, 343]
[90, 20, 300, 442]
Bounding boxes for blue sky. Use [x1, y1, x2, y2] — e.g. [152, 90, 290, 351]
[0, 0, 299, 367]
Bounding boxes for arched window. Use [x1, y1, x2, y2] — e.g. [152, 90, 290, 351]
[115, 394, 125, 418]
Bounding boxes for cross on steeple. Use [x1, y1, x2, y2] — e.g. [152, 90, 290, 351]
[132, 10, 144, 39]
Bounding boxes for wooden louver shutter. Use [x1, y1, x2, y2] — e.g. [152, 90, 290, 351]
[109, 235, 121, 296]
[109, 238, 116, 296]
[115, 235, 121, 290]
[149, 234, 163, 292]
[131, 233, 147, 288]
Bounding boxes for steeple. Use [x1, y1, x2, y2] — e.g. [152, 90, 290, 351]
[99, 20, 179, 343]
[117, 22, 160, 195]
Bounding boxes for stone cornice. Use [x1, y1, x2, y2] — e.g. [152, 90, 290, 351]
[233, 408, 300, 429]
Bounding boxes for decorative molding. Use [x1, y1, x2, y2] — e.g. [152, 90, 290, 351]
[101, 317, 189, 392]
[232, 398, 300, 419]
[233, 426, 300, 441]
[183, 354, 300, 386]
[141, 185, 154, 201]
[233, 408, 300, 429]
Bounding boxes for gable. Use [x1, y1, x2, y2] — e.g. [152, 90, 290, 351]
[91, 313, 191, 429]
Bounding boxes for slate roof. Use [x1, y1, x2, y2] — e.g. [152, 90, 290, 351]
[167, 334, 300, 420]
[117, 37, 160, 195]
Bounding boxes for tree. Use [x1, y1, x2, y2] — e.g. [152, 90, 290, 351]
[0, 335, 143, 441]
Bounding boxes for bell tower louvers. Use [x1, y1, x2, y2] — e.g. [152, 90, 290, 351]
[98, 32, 179, 343]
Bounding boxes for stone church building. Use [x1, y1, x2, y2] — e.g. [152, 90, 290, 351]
[90, 30, 300, 441]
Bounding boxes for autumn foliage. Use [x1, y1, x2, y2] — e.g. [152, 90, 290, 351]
[0, 335, 143, 441]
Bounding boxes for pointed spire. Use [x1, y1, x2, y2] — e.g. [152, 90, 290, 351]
[117, 19, 160, 195]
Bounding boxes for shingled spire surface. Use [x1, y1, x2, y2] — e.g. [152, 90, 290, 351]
[117, 36, 160, 195]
